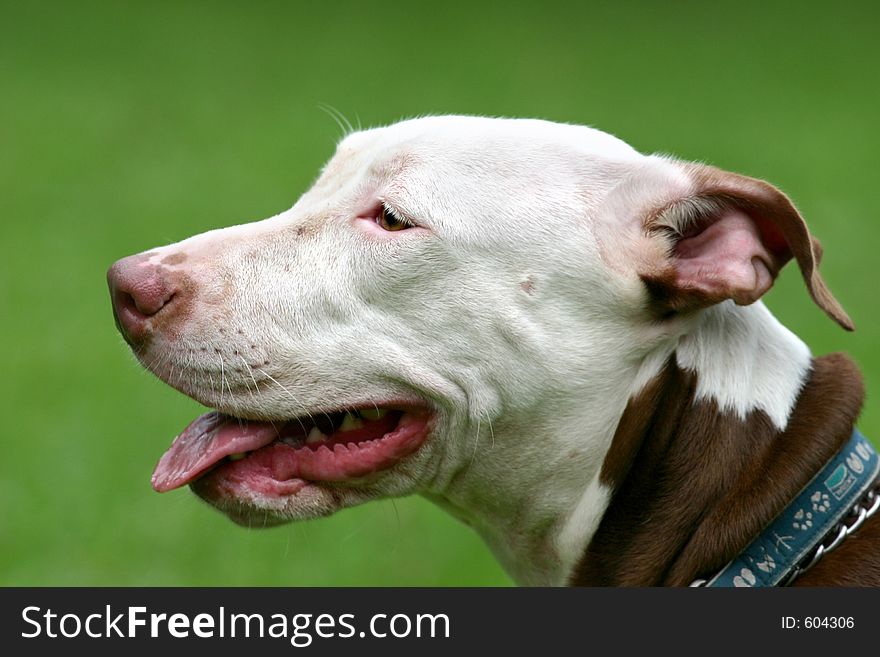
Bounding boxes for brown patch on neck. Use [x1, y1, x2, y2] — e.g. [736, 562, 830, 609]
[598, 362, 695, 487]
[572, 353, 865, 586]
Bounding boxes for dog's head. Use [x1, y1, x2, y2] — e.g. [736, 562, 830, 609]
[108, 116, 849, 545]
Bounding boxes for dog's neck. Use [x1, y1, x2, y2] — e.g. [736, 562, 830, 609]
[430, 301, 863, 586]
[570, 304, 864, 585]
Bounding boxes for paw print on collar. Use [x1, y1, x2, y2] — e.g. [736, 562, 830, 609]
[755, 552, 776, 573]
[810, 491, 830, 513]
[792, 508, 813, 531]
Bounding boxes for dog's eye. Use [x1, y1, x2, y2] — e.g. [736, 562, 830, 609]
[376, 205, 412, 232]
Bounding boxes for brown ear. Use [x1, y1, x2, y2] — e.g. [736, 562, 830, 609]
[641, 163, 853, 331]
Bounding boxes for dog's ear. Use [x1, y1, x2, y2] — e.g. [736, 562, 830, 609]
[640, 163, 853, 330]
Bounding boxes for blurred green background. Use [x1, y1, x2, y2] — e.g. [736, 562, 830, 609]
[1, 0, 878, 586]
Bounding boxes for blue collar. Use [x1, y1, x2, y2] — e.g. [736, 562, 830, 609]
[703, 428, 879, 587]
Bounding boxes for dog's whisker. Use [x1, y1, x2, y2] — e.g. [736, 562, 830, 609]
[469, 415, 482, 468]
[260, 371, 310, 433]
[226, 376, 235, 407]
[207, 367, 216, 400]
[318, 103, 354, 137]
[388, 498, 402, 555]
[217, 353, 226, 407]
[236, 353, 262, 411]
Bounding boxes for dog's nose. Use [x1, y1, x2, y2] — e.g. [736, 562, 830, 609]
[107, 254, 177, 344]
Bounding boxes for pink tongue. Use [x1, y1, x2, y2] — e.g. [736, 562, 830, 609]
[151, 412, 279, 492]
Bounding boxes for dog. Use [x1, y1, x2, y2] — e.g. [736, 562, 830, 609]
[108, 116, 879, 586]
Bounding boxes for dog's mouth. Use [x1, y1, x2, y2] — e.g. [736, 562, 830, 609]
[151, 405, 433, 495]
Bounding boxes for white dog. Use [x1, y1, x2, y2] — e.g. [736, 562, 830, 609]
[109, 116, 877, 587]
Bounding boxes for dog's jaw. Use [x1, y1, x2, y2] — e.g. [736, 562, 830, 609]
[418, 356, 656, 586]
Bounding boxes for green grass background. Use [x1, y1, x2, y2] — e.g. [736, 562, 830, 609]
[1, 0, 878, 586]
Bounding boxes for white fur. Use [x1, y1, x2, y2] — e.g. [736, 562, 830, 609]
[675, 301, 812, 429]
[128, 116, 813, 585]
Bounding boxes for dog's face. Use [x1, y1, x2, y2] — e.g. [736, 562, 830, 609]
[108, 116, 849, 583]
[109, 117, 663, 529]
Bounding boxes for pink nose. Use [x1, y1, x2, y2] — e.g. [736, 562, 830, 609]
[107, 254, 177, 344]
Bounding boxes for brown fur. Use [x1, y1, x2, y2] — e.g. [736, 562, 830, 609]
[570, 353, 879, 586]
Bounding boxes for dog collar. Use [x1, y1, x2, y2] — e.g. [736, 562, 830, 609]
[693, 428, 880, 587]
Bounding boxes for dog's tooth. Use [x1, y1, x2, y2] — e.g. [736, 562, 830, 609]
[306, 427, 326, 444]
[339, 412, 364, 432]
[228, 453, 246, 461]
[360, 408, 387, 421]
